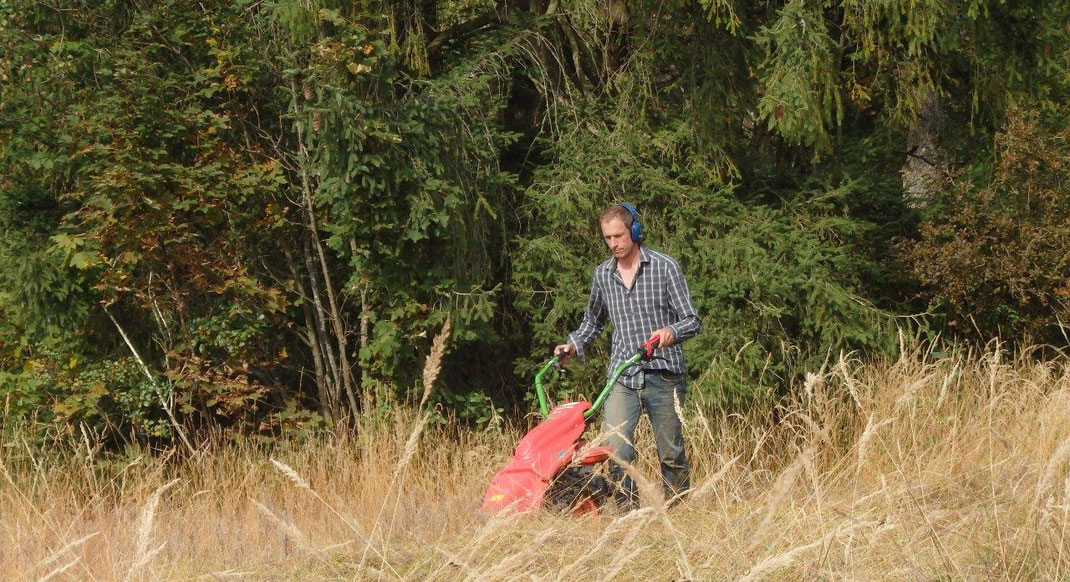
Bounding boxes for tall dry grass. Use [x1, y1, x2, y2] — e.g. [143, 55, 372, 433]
[2, 339, 1069, 581]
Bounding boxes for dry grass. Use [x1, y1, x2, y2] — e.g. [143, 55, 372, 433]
[2, 340, 1070, 581]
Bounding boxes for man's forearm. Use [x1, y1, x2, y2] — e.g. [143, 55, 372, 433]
[666, 261, 701, 344]
[669, 315, 701, 344]
[567, 318, 603, 362]
[568, 272, 607, 362]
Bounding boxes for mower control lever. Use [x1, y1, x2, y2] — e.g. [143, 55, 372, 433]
[640, 336, 661, 360]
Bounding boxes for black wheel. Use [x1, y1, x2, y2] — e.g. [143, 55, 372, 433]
[544, 465, 611, 513]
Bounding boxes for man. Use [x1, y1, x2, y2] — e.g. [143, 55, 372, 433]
[554, 203, 701, 509]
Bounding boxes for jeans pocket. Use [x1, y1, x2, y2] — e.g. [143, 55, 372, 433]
[648, 370, 686, 393]
[657, 370, 685, 383]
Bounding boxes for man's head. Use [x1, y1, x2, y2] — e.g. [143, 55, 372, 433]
[600, 204, 641, 261]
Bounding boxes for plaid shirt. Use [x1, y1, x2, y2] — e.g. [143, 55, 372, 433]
[568, 247, 701, 388]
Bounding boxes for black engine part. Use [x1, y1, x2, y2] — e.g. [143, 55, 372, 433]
[544, 465, 610, 513]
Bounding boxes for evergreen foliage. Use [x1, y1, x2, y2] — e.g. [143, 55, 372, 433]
[0, 0, 1067, 445]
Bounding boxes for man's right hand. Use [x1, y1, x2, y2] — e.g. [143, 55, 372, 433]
[554, 343, 575, 363]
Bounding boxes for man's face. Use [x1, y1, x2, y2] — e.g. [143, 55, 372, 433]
[600, 218, 636, 260]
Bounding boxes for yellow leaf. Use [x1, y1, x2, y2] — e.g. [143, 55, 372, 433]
[347, 62, 372, 75]
[89, 381, 108, 397]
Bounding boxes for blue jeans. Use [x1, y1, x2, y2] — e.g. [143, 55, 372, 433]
[602, 370, 690, 507]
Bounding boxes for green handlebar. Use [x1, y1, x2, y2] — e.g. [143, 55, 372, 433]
[584, 352, 643, 420]
[534, 356, 559, 418]
[534, 343, 652, 420]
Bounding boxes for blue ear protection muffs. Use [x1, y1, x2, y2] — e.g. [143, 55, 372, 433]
[617, 202, 643, 243]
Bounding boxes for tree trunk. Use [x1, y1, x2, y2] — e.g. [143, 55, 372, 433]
[302, 234, 343, 419]
[284, 246, 333, 421]
[291, 80, 362, 424]
[901, 91, 949, 209]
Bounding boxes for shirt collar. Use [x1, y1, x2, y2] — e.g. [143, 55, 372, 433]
[610, 245, 649, 269]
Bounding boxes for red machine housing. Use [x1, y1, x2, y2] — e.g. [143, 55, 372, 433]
[480, 400, 612, 514]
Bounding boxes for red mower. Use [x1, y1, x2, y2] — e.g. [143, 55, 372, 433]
[481, 338, 660, 515]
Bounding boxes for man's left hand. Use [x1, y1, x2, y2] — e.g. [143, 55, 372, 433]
[648, 327, 676, 349]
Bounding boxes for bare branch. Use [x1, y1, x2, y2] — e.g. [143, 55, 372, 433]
[427, 6, 508, 54]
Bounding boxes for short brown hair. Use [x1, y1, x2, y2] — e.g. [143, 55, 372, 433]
[599, 204, 634, 227]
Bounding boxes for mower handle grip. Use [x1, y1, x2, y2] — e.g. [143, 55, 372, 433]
[640, 336, 661, 360]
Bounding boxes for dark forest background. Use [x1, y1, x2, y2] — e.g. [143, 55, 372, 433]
[1, 0, 1068, 448]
